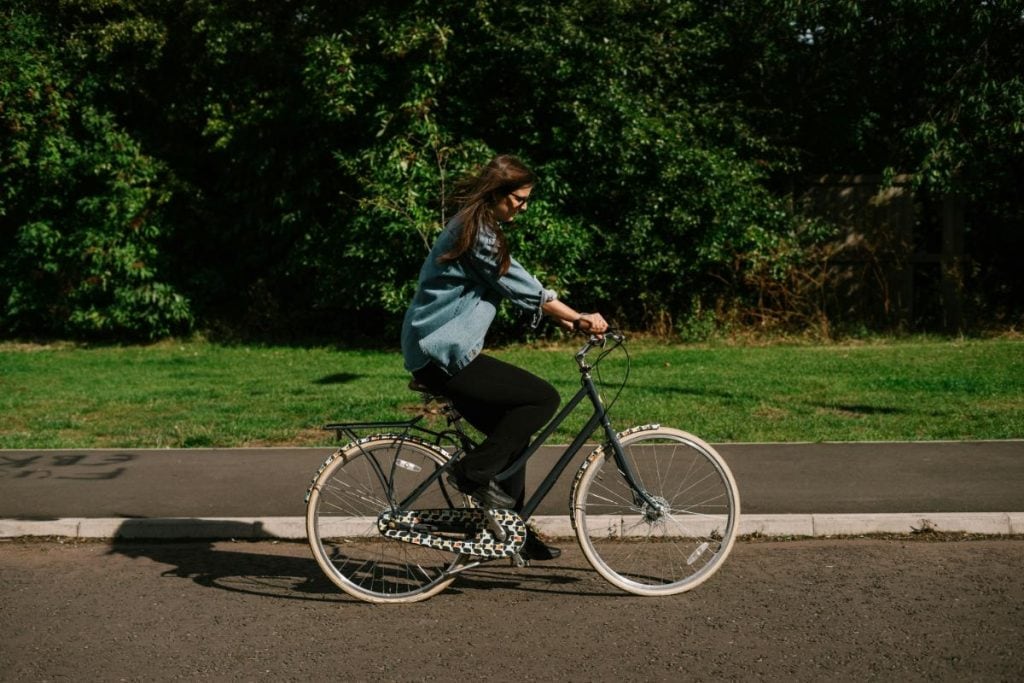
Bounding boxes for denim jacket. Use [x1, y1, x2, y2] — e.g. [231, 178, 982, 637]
[401, 216, 557, 375]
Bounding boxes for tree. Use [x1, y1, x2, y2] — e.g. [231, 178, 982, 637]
[0, 4, 191, 339]
[3, 0, 1020, 341]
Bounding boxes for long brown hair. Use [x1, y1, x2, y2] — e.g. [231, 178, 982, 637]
[439, 155, 536, 276]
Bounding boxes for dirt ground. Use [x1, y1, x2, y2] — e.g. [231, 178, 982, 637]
[1, 537, 1022, 681]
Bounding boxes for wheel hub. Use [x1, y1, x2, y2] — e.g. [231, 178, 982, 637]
[641, 495, 670, 523]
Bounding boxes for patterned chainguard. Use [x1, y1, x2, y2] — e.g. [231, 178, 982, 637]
[378, 508, 526, 558]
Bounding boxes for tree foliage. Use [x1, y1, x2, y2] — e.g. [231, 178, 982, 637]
[1, 3, 191, 338]
[2, 0, 1021, 340]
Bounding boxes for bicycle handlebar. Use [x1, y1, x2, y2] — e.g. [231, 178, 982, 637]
[574, 328, 626, 369]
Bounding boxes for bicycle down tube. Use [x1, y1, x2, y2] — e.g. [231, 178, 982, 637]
[493, 364, 662, 519]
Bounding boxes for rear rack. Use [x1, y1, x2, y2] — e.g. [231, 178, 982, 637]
[322, 416, 425, 443]
[322, 412, 475, 453]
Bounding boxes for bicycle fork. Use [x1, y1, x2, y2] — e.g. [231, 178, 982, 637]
[587, 379, 664, 513]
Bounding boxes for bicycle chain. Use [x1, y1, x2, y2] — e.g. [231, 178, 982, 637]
[378, 508, 526, 559]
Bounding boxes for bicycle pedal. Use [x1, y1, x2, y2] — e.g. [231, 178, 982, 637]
[483, 509, 507, 542]
[510, 553, 529, 568]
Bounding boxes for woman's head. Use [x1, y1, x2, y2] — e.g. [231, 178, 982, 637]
[453, 154, 535, 222]
[442, 155, 536, 274]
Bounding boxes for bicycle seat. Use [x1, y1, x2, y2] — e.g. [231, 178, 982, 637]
[408, 379, 434, 394]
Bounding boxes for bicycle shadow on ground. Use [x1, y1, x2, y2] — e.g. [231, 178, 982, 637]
[104, 519, 625, 601]
[106, 519, 353, 603]
[449, 563, 626, 598]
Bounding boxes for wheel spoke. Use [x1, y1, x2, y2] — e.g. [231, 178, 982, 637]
[574, 428, 740, 596]
[307, 437, 468, 603]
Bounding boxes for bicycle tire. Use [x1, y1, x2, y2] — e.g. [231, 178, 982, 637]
[571, 425, 740, 596]
[305, 434, 469, 604]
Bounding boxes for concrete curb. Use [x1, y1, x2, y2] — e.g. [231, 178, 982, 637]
[2, 512, 1022, 540]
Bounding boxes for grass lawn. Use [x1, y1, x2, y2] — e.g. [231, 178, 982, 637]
[1, 336, 1022, 448]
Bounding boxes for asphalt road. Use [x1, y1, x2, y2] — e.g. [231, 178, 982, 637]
[5, 442, 1020, 680]
[2, 440, 1023, 520]
[1, 536, 1021, 681]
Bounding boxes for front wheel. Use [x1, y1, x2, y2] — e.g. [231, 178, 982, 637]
[571, 426, 740, 596]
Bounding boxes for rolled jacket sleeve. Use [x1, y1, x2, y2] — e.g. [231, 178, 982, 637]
[465, 227, 558, 325]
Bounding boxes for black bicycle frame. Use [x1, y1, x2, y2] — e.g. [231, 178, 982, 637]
[383, 369, 656, 519]
[326, 335, 659, 518]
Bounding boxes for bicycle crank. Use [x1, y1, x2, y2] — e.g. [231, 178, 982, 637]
[378, 508, 526, 559]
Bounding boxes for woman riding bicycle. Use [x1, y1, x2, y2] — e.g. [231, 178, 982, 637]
[401, 154, 608, 560]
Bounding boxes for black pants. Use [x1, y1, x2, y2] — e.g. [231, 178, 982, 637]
[413, 354, 560, 510]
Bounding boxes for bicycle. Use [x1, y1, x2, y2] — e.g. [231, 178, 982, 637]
[305, 331, 741, 603]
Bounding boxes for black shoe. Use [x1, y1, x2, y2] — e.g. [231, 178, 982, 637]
[520, 530, 561, 561]
[447, 472, 515, 510]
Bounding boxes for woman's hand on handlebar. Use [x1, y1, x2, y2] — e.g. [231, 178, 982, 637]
[542, 300, 608, 336]
[574, 312, 608, 336]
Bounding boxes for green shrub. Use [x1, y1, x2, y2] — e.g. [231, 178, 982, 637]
[0, 7, 192, 339]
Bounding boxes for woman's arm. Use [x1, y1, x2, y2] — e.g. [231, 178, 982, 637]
[542, 299, 608, 334]
[465, 225, 607, 333]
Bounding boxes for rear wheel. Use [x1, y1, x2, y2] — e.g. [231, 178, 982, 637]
[306, 435, 469, 603]
[572, 426, 740, 596]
